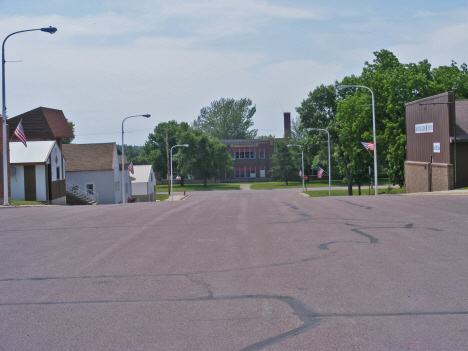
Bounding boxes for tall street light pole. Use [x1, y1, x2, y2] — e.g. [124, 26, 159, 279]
[2, 26, 57, 206]
[337, 84, 378, 195]
[121, 114, 151, 204]
[170, 144, 189, 201]
[307, 128, 331, 196]
[287, 144, 304, 191]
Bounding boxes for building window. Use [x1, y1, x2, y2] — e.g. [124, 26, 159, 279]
[10, 167, 16, 176]
[234, 148, 255, 159]
[235, 167, 256, 178]
[86, 183, 94, 195]
[259, 166, 266, 178]
[56, 167, 60, 180]
[259, 148, 265, 159]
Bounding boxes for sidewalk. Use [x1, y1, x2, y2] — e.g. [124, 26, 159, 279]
[406, 189, 468, 196]
[163, 193, 189, 201]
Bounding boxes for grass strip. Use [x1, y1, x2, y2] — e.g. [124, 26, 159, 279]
[156, 194, 170, 201]
[11, 200, 43, 205]
[305, 187, 405, 197]
[156, 183, 240, 192]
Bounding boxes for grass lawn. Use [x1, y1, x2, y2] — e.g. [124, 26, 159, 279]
[11, 200, 43, 205]
[304, 187, 405, 197]
[250, 178, 396, 190]
[156, 194, 170, 201]
[156, 183, 241, 192]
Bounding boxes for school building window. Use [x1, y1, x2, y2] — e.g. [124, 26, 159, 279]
[234, 148, 255, 159]
[259, 148, 265, 159]
[235, 167, 256, 178]
[259, 166, 266, 178]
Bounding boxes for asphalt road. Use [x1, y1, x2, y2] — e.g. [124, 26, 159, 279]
[1, 190, 468, 350]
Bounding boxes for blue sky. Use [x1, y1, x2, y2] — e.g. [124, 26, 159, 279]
[2, 0, 468, 145]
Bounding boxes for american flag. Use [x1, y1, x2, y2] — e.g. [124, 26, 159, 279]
[299, 169, 302, 177]
[14, 120, 27, 147]
[361, 141, 375, 151]
[318, 167, 324, 179]
[128, 161, 134, 174]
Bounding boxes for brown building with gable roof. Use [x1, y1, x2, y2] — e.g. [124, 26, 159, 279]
[8, 107, 75, 147]
[404, 92, 468, 193]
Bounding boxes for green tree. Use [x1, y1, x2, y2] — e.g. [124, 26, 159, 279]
[62, 120, 75, 144]
[337, 50, 468, 187]
[193, 98, 258, 139]
[269, 139, 297, 185]
[143, 120, 189, 181]
[175, 130, 233, 187]
[297, 84, 355, 194]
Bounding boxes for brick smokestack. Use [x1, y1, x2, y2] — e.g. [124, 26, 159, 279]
[284, 112, 291, 138]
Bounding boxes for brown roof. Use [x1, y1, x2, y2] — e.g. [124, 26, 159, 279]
[7, 107, 75, 141]
[456, 100, 468, 141]
[62, 143, 116, 172]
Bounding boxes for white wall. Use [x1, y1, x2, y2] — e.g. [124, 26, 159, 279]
[50, 143, 64, 181]
[10, 165, 47, 201]
[35, 165, 47, 201]
[132, 182, 148, 196]
[66, 170, 116, 204]
[10, 166, 25, 201]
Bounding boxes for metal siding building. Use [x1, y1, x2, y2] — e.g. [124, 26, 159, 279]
[405, 92, 468, 192]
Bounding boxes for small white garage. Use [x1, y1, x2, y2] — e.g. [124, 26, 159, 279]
[9, 140, 66, 204]
[131, 165, 157, 202]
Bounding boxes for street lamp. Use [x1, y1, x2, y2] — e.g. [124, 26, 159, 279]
[2, 26, 57, 206]
[287, 144, 304, 191]
[121, 114, 151, 204]
[337, 84, 378, 196]
[307, 128, 331, 196]
[170, 144, 189, 201]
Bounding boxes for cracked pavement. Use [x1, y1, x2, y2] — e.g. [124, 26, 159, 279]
[1, 189, 468, 350]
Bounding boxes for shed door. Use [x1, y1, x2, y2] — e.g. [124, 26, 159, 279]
[24, 165, 37, 201]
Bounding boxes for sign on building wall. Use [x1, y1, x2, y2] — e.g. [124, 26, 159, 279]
[433, 142, 441, 153]
[415, 122, 434, 133]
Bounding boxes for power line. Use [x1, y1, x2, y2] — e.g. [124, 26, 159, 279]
[74, 129, 153, 137]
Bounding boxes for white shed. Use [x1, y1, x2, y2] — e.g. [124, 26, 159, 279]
[131, 165, 156, 202]
[10, 140, 66, 204]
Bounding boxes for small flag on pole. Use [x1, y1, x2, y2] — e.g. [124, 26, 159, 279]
[361, 141, 375, 151]
[299, 169, 302, 177]
[14, 120, 27, 147]
[318, 167, 324, 179]
[128, 161, 134, 174]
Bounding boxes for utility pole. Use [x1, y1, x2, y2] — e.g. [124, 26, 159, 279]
[166, 128, 170, 194]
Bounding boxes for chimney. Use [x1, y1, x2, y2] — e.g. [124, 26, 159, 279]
[284, 112, 291, 138]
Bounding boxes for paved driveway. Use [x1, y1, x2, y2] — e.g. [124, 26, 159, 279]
[1, 190, 468, 350]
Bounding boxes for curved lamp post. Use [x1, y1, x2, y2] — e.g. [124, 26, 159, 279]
[287, 144, 304, 191]
[2, 26, 57, 206]
[121, 114, 151, 204]
[170, 144, 189, 201]
[337, 84, 378, 196]
[307, 128, 331, 196]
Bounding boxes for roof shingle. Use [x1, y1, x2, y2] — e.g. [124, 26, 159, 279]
[8, 107, 75, 141]
[62, 143, 116, 172]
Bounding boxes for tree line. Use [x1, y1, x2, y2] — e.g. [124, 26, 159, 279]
[296, 49, 468, 194]
[120, 49, 468, 193]
[126, 98, 257, 188]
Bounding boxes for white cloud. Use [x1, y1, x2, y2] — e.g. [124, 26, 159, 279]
[3, 1, 468, 145]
